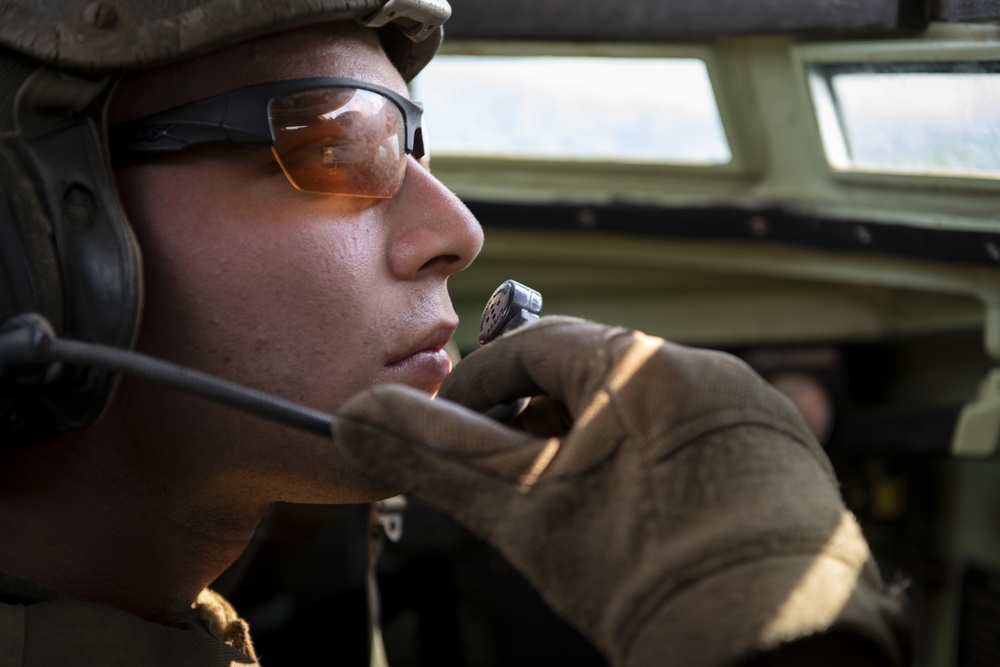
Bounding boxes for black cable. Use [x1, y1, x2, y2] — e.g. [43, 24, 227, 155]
[0, 317, 333, 436]
[45, 338, 334, 436]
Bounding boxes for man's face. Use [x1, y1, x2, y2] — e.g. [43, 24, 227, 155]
[106, 24, 483, 506]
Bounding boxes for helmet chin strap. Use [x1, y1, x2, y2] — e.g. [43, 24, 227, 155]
[367, 495, 407, 667]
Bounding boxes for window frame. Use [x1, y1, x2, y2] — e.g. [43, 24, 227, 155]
[792, 24, 1000, 192]
[414, 40, 759, 181]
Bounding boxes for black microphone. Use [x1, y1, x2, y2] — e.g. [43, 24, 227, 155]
[0, 313, 333, 436]
[0, 281, 544, 435]
[476, 280, 543, 421]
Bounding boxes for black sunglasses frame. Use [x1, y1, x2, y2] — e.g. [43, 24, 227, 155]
[109, 77, 425, 162]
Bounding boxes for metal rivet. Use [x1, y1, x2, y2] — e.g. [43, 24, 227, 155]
[577, 208, 597, 229]
[987, 242, 1000, 262]
[748, 215, 769, 237]
[854, 225, 872, 246]
[82, 1, 119, 29]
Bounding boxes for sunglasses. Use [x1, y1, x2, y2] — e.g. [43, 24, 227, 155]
[109, 77, 425, 198]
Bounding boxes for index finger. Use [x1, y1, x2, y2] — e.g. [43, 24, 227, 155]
[438, 316, 628, 416]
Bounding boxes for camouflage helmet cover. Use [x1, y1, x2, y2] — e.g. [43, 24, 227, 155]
[0, 0, 450, 78]
[0, 0, 451, 441]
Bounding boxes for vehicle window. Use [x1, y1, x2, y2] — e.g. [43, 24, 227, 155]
[412, 55, 732, 165]
[809, 61, 1000, 177]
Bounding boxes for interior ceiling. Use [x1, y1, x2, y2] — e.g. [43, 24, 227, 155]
[935, 0, 1000, 21]
[445, 0, 1000, 39]
[444, 0, 926, 38]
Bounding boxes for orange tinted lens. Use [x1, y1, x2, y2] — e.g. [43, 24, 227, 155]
[269, 87, 407, 197]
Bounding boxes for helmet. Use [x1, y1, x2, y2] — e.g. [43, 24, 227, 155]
[0, 0, 451, 442]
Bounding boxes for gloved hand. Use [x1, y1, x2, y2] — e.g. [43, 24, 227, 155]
[332, 316, 908, 667]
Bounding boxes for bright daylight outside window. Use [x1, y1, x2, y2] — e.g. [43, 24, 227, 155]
[809, 62, 1000, 178]
[411, 55, 731, 165]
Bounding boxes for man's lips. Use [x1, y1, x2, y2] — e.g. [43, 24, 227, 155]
[386, 324, 456, 367]
[384, 324, 456, 391]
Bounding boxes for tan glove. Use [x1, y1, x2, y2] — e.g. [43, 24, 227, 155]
[332, 316, 909, 667]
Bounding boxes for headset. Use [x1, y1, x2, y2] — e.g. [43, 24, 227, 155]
[0, 0, 451, 444]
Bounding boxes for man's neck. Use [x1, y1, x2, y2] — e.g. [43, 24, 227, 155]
[0, 430, 265, 625]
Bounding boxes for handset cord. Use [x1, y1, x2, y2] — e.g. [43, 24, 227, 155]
[0, 313, 333, 435]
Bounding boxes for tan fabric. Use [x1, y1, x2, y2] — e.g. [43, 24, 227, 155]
[333, 316, 910, 667]
[0, 574, 257, 666]
[191, 589, 259, 662]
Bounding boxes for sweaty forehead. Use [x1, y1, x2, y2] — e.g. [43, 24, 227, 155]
[109, 23, 404, 125]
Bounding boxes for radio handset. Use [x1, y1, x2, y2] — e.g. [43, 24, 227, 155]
[478, 279, 543, 346]
[476, 280, 542, 421]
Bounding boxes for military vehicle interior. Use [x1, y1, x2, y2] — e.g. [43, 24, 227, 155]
[223, 2, 1000, 665]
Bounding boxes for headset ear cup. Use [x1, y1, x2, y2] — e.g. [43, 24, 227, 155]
[0, 140, 67, 440]
[0, 142, 65, 325]
[0, 68, 143, 443]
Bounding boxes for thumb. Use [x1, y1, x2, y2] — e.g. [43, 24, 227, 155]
[332, 384, 551, 531]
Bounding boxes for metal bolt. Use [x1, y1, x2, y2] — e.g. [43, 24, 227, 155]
[577, 208, 597, 229]
[854, 225, 872, 246]
[82, 1, 119, 29]
[748, 215, 769, 237]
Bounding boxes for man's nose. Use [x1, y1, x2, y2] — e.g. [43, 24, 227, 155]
[384, 157, 484, 280]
